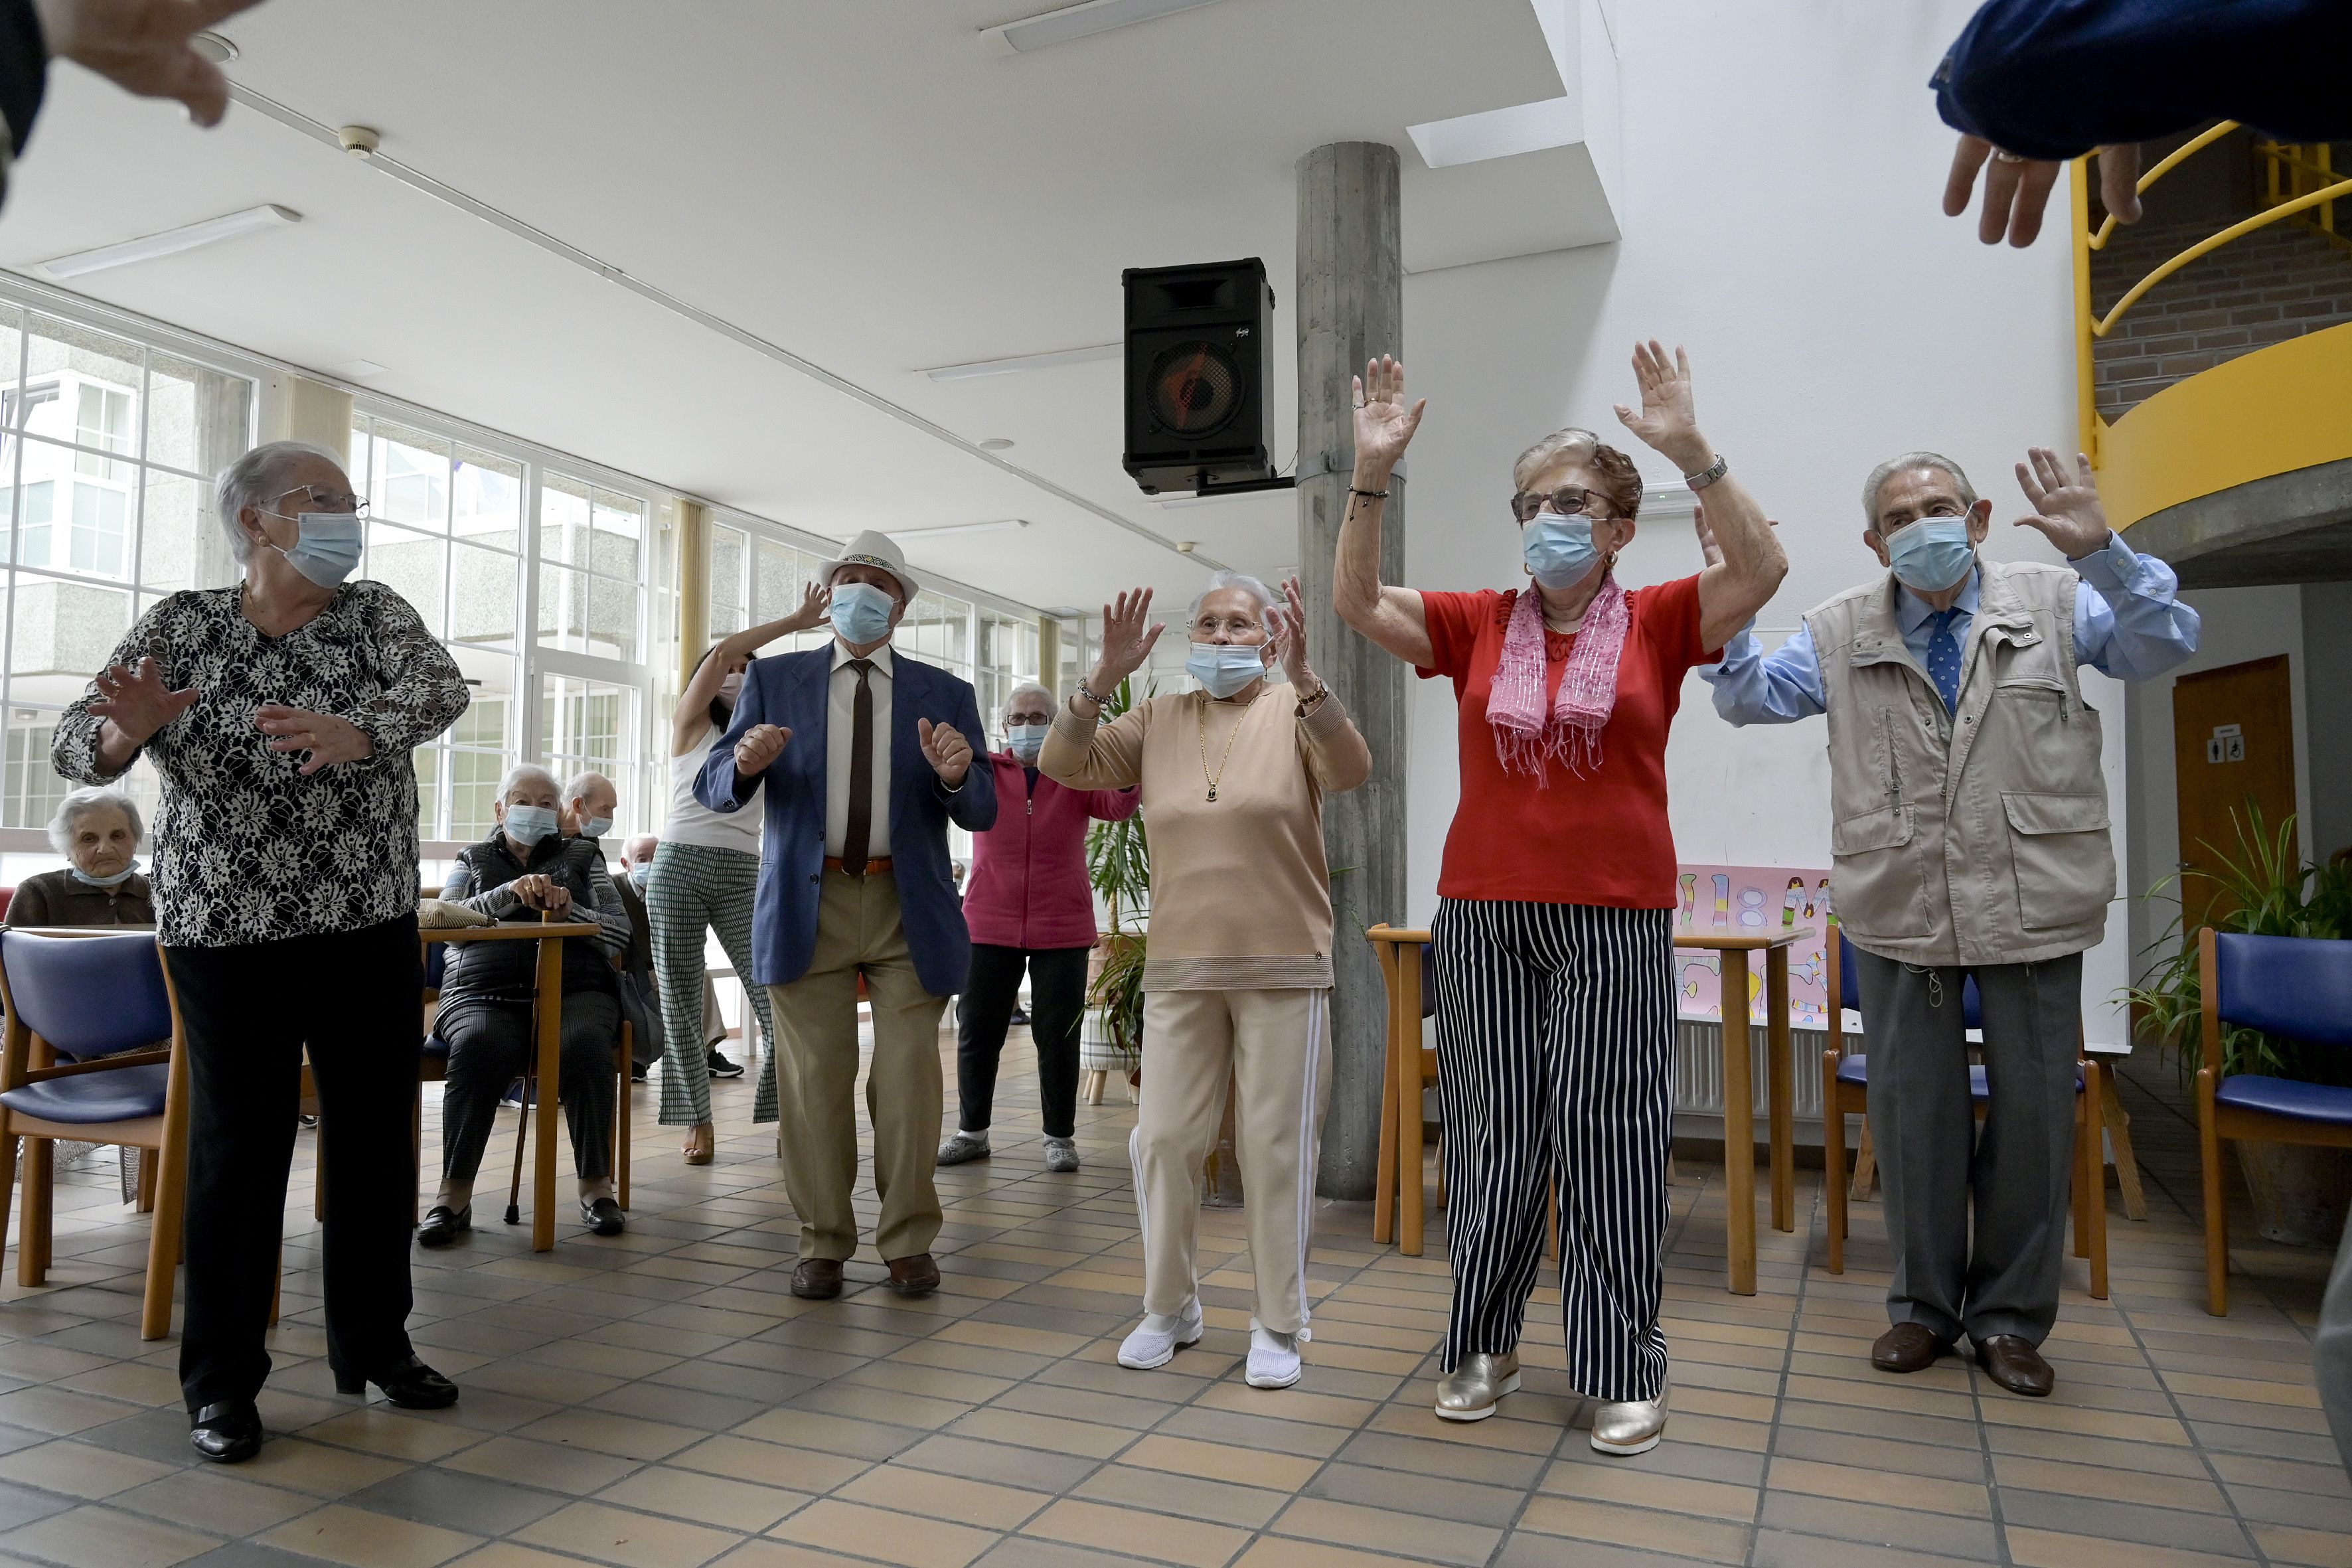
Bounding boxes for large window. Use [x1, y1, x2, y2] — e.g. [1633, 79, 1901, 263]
[351, 414, 524, 844]
[0, 308, 254, 840]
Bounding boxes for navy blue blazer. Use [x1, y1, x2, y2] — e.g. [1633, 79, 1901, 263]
[695, 645, 996, 996]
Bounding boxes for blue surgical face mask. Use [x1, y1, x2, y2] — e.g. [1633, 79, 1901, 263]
[1884, 515, 1978, 593]
[628, 864, 650, 890]
[580, 816, 613, 839]
[504, 804, 560, 846]
[829, 581, 896, 646]
[1006, 722, 1048, 763]
[271, 512, 365, 589]
[1187, 642, 1268, 699]
[1522, 509, 1603, 590]
[70, 859, 140, 889]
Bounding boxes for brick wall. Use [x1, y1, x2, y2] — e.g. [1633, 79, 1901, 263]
[2090, 216, 2352, 422]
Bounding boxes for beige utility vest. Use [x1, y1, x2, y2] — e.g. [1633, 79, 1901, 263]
[1809, 558, 2112, 967]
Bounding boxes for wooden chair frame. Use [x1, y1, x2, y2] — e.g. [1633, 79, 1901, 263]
[0, 932, 193, 1340]
[1821, 933, 2106, 1298]
[2196, 925, 2352, 1316]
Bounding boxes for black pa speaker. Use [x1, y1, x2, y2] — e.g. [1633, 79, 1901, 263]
[1121, 258, 1276, 495]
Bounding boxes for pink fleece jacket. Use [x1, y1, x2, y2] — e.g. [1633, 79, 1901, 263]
[962, 750, 1138, 951]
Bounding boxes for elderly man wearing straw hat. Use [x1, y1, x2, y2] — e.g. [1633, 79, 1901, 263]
[696, 530, 996, 1298]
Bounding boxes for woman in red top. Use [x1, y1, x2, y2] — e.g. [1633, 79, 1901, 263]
[1334, 345, 1784, 1454]
[937, 680, 1138, 1174]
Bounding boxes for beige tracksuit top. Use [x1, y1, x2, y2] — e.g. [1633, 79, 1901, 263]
[1040, 685, 1372, 990]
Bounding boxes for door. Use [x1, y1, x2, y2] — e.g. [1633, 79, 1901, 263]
[2171, 655, 2298, 931]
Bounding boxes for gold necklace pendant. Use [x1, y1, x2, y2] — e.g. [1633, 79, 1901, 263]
[1197, 690, 1255, 803]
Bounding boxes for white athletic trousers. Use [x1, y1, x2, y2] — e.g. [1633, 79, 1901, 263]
[1132, 988, 1332, 1337]
[1433, 898, 1674, 1402]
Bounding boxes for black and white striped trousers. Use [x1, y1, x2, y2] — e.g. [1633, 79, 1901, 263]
[1433, 897, 1673, 1402]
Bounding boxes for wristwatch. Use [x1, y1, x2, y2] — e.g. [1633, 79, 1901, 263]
[1683, 453, 1729, 491]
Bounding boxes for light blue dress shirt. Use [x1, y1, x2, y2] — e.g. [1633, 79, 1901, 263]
[1703, 532, 2201, 724]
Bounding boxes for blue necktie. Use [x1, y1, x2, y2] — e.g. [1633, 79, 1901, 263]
[1924, 609, 1962, 714]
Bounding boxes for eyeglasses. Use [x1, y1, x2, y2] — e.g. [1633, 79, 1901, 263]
[265, 485, 369, 518]
[1510, 485, 1617, 524]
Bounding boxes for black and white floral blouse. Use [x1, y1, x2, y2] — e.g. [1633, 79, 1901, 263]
[52, 581, 469, 948]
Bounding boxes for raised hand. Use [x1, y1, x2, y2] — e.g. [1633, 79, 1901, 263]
[88, 656, 198, 744]
[1612, 340, 1709, 471]
[1087, 588, 1163, 693]
[1264, 575, 1317, 692]
[783, 579, 830, 633]
[34, 0, 266, 127]
[1351, 355, 1425, 483]
[917, 718, 972, 786]
[734, 723, 791, 775]
[2013, 447, 2112, 559]
[255, 704, 375, 777]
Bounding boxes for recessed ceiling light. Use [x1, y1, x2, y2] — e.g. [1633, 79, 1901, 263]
[33, 203, 301, 279]
[979, 437, 1016, 451]
[884, 518, 1032, 540]
[980, 0, 1235, 55]
[922, 343, 1121, 382]
[189, 31, 238, 64]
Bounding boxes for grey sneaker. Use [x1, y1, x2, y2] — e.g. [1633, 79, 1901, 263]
[1044, 1137, 1080, 1173]
[937, 1131, 991, 1166]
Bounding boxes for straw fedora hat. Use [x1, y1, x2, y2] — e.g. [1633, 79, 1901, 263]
[817, 529, 919, 601]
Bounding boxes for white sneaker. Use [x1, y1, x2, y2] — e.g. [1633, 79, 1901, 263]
[1117, 1301, 1204, 1370]
[1245, 1323, 1301, 1389]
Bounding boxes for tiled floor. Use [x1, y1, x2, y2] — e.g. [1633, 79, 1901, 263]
[0, 1032, 2341, 1568]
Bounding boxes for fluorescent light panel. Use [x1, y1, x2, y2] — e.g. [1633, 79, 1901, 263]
[884, 518, 1032, 540]
[922, 343, 1121, 382]
[34, 204, 301, 280]
[980, 0, 1233, 56]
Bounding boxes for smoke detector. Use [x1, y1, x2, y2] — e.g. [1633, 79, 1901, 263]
[337, 125, 381, 158]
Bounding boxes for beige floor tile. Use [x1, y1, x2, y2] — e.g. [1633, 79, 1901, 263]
[1, 1504, 222, 1568]
[1766, 1455, 1992, 1518]
[115, 1469, 323, 1537]
[1120, 1435, 1321, 1492]
[768, 1499, 997, 1568]
[1233, 1538, 1451, 1567]
[2003, 1528, 2254, 1568]
[1021, 1498, 1247, 1567]
[514, 1501, 744, 1568]
[512, 1411, 706, 1463]
[242, 1440, 415, 1498]
[1269, 1497, 1502, 1568]
[1514, 1496, 1751, 1565]
[438, 1435, 643, 1496]
[595, 1467, 811, 1533]
[0, 1439, 178, 1499]
[449, 1545, 616, 1568]
[665, 1436, 872, 1494]
[832, 1468, 1048, 1533]
[260, 1504, 484, 1568]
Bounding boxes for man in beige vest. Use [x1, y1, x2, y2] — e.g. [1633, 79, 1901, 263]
[1706, 447, 2197, 1397]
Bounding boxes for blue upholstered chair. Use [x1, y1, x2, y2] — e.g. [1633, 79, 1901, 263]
[0, 930, 189, 1339]
[2196, 927, 2352, 1316]
[1822, 926, 2106, 1296]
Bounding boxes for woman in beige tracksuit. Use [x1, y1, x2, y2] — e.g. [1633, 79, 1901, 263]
[1040, 571, 1370, 1391]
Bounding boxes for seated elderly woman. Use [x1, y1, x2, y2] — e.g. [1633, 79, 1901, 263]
[7, 787, 155, 928]
[423, 763, 632, 1245]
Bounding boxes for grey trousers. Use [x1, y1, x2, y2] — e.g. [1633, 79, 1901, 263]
[2319, 1217, 2352, 1477]
[1845, 947, 2083, 1346]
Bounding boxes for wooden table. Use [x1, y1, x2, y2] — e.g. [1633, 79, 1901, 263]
[1677, 927, 1812, 1296]
[425, 921, 599, 1253]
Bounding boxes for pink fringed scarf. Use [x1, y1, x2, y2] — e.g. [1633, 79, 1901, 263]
[1486, 575, 1630, 781]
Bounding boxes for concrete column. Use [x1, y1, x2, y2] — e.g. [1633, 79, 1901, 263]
[676, 501, 710, 691]
[1295, 141, 1405, 1201]
[257, 372, 353, 464]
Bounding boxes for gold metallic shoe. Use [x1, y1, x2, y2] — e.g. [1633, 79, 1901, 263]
[1433, 1352, 1520, 1423]
[1589, 1374, 1668, 1456]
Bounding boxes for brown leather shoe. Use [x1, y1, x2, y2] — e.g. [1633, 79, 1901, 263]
[1974, 1334, 2054, 1397]
[790, 1258, 842, 1300]
[885, 1254, 940, 1296]
[1870, 1322, 1950, 1374]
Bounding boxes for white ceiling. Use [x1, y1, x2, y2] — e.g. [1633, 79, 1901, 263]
[1, 0, 1583, 613]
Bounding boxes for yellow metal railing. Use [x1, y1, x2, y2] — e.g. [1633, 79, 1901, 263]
[2073, 125, 2352, 463]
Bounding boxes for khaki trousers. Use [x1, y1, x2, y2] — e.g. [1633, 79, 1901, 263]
[765, 869, 947, 1263]
[1133, 988, 1332, 1336]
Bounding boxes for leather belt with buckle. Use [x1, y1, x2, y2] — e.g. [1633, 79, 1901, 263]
[823, 856, 893, 877]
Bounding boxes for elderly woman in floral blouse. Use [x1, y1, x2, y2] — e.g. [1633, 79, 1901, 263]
[55, 439, 470, 1466]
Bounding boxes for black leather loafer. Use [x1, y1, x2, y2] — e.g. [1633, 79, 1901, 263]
[417, 1204, 471, 1247]
[333, 1356, 459, 1409]
[582, 1197, 625, 1237]
[190, 1400, 263, 1463]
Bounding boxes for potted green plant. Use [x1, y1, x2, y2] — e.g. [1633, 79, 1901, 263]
[1083, 676, 1150, 1079]
[2125, 803, 2352, 1244]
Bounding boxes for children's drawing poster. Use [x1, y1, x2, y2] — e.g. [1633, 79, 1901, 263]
[1674, 864, 1833, 1029]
